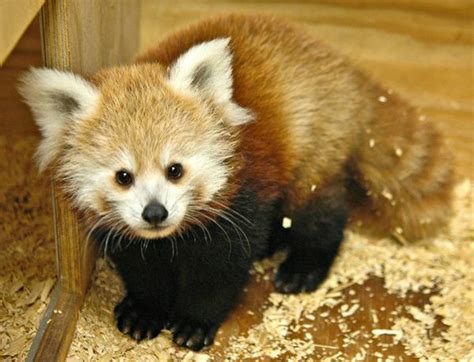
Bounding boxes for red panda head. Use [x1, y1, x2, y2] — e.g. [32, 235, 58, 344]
[19, 38, 254, 240]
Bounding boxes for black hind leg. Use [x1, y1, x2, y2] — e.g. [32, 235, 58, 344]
[274, 182, 348, 294]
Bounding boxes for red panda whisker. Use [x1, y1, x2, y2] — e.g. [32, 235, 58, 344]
[82, 213, 117, 266]
[190, 203, 245, 255]
[102, 227, 116, 261]
[183, 211, 213, 244]
[114, 224, 129, 253]
[111, 219, 135, 253]
[199, 205, 251, 255]
[121, 229, 135, 251]
[195, 211, 233, 258]
[140, 239, 148, 261]
[210, 199, 253, 226]
[172, 234, 179, 259]
[84, 213, 115, 248]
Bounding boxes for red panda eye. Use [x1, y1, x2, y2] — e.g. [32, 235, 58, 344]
[167, 163, 183, 180]
[115, 170, 134, 186]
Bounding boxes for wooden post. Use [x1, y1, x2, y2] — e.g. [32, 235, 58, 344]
[27, 1, 139, 360]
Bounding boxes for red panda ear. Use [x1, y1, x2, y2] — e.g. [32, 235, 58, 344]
[168, 38, 254, 126]
[18, 68, 100, 171]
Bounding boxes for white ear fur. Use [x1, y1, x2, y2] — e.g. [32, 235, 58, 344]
[18, 68, 100, 171]
[168, 38, 254, 126]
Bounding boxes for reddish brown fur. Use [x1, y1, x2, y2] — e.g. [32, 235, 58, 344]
[136, 14, 454, 241]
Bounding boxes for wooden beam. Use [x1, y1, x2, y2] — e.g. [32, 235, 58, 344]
[27, 287, 81, 362]
[0, 0, 45, 65]
[28, 1, 140, 360]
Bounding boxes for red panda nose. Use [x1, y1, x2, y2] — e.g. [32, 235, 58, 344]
[142, 202, 168, 225]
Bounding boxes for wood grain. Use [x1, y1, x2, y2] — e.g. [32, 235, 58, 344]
[0, 0, 45, 65]
[28, 287, 81, 362]
[51, 187, 96, 296]
[40, 0, 140, 75]
[26, 0, 140, 360]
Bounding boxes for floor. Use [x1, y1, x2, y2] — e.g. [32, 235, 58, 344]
[0, 1, 473, 360]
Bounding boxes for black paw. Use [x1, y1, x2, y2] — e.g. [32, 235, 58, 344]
[274, 257, 328, 294]
[168, 318, 218, 351]
[114, 295, 164, 341]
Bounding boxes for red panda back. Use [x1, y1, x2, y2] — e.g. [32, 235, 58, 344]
[138, 14, 454, 241]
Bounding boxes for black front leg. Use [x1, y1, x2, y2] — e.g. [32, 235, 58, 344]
[168, 188, 274, 350]
[104, 186, 275, 350]
[273, 181, 348, 294]
[170, 245, 252, 350]
[109, 240, 176, 341]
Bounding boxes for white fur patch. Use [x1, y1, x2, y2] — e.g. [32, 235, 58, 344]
[160, 142, 229, 202]
[18, 68, 100, 171]
[114, 169, 189, 235]
[168, 38, 254, 126]
[187, 152, 228, 201]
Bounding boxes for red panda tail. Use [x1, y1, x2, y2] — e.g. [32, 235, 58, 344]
[349, 87, 455, 242]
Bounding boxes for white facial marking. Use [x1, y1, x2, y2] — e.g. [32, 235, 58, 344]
[120, 171, 188, 234]
[104, 146, 190, 237]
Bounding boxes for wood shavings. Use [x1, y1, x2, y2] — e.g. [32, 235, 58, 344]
[282, 217, 292, 229]
[314, 343, 337, 350]
[341, 303, 359, 317]
[371, 310, 379, 324]
[369, 139, 375, 148]
[3, 335, 28, 357]
[9, 279, 24, 294]
[381, 189, 393, 200]
[391, 231, 408, 245]
[406, 306, 435, 329]
[0, 136, 56, 360]
[2, 133, 473, 360]
[394, 147, 403, 157]
[372, 329, 403, 338]
[25, 280, 45, 306]
[378, 95, 387, 103]
[311, 184, 317, 192]
[40, 278, 55, 302]
[391, 318, 428, 357]
[194, 353, 211, 362]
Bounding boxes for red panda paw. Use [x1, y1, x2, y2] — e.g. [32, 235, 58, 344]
[114, 295, 165, 341]
[274, 255, 329, 294]
[169, 318, 219, 351]
[274, 268, 326, 294]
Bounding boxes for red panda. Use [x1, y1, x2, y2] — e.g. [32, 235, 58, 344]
[19, 14, 454, 351]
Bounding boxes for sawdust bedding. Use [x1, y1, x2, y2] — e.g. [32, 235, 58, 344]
[0, 136, 473, 360]
[0, 136, 56, 360]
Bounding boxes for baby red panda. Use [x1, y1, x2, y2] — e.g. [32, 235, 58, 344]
[19, 14, 454, 351]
